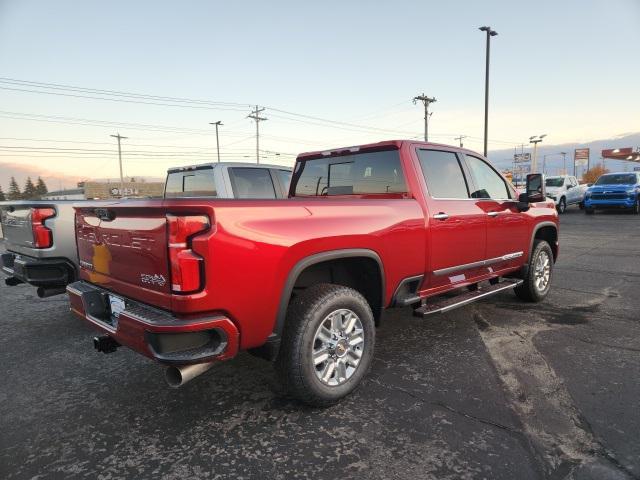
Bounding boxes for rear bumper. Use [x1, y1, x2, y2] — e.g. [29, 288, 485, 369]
[66, 281, 240, 365]
[1, 252, 75, 287]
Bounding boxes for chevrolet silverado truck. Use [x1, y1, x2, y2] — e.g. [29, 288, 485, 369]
[66, 140, 559, 406]
[1, 201, 79, 297]
[0, 163, 292, 297]
[584, 172, 640, 214]
[545, 175, 588, 213]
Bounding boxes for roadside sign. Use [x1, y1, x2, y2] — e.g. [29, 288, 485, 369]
[514, 153, 531, 163]
[513, 164, 531, 175]
[574, 148, 589, 166]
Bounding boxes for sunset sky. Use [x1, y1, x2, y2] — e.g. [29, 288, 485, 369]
[0, 0, 638, 189]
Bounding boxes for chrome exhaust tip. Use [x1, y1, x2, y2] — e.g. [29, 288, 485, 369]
[165, 362, 214, 388]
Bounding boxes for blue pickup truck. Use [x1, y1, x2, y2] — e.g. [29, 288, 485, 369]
[584, 172, 640, 214]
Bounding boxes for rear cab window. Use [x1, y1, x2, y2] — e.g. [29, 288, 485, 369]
[291, 149, 407, 197]
[165, 168, 217, 198]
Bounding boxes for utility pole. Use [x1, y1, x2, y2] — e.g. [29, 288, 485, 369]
[479, 26, 498, 157]
[529, 134, 546, 173]
[210, 121, 223, 162]
[455, 135, 467, 148]
[110, 133, 128, 196]
[247, 105, 267, 163]
[413, 94, 437, 141]
[560, 151, 567, 175]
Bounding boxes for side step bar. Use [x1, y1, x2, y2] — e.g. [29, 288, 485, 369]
[413, 278, 523, 317]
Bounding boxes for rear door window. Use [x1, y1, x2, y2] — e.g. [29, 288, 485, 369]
[417, 149, 469, 199]
[165, 168, 217, 198]
[464, 155, 511, 199]
[229, 167, 277, 199]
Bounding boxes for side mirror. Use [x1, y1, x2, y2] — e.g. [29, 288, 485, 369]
[525, 173, 545, 203]
[587, 183, 593, 187]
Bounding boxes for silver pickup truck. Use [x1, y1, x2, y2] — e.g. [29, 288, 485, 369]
[1, 162, 292, 296]
[1, 201, 78, 297]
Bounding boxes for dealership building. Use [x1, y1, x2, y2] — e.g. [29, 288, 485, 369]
[41, 179, 164, 200]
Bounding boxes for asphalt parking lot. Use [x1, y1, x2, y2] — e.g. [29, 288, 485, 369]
[1, 206, 639, 480]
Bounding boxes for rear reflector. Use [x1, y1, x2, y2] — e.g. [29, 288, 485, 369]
[167, 215, 209, 294]
[31, 207, 55, 248]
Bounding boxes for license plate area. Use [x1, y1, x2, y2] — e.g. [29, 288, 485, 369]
[82, 290, 125, 329]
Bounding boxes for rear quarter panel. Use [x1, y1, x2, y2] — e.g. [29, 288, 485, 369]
[184, 198, 426, 349]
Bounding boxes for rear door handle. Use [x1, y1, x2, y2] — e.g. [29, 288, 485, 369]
[433, 213, 449, 220]
[487, 211, 500, 217]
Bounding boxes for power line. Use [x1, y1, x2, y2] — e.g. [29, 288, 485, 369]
[0, 77, 249, 108]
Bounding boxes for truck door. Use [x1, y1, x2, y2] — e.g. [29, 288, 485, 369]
[463, 154, 528, 271]
[416, 148, 487, 291]
[567, 177, 578, 204]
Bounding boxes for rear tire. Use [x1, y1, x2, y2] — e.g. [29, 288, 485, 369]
[515, 240, 553, 303]
[276, 284, 375, 407]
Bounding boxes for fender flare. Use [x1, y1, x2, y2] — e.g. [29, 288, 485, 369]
[272, 248, 385, 339]
[529, 221, 558, 261]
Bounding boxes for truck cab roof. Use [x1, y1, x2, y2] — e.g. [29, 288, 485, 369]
[167, 161, 291, 173]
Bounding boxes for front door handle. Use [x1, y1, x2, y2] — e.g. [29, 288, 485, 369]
[487, 211, 500, 217]
[433, 213, 449, 220]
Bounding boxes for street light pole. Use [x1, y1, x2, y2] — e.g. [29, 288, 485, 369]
[110, 133, 128, 196]
[210, 121, 223, 162]
[529, 134, 546, 173]
[560, 151, 567, 175]
[479, 26, 498, 157]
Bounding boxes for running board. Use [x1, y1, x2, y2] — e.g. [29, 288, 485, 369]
[413, 279, 523, 317]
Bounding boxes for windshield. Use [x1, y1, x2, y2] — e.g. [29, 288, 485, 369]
[545, 178, 564, 187]
[595, 174, 637, 185]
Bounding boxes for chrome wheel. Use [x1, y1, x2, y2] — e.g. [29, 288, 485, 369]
[534, 250, 551, 292]
[312, 309, 364, 387]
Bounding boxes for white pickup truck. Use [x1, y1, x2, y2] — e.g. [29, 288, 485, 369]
[545, 175, 588, 214]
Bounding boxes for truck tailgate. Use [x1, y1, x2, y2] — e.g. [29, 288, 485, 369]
[76, 204, 172, 305]
[0, 205, 39, 247]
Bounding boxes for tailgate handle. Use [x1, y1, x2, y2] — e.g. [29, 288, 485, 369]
[94, 208, 116, 221]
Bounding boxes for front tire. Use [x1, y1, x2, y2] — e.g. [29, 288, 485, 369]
[515, 240, 554, 302]
[632, 198, 639, 215]
[557, 197, 566, 214]
[585, 206, 595, 215]
[276, 284, 375, 407]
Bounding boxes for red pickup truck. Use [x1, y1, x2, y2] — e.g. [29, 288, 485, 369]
[67, 140, 558, 405]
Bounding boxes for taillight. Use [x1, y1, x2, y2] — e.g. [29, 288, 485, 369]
[31, 207, 55, 248]
[167, 214, 209, 294]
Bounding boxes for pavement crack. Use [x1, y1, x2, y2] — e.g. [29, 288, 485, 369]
[367, 377, 525, 437]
